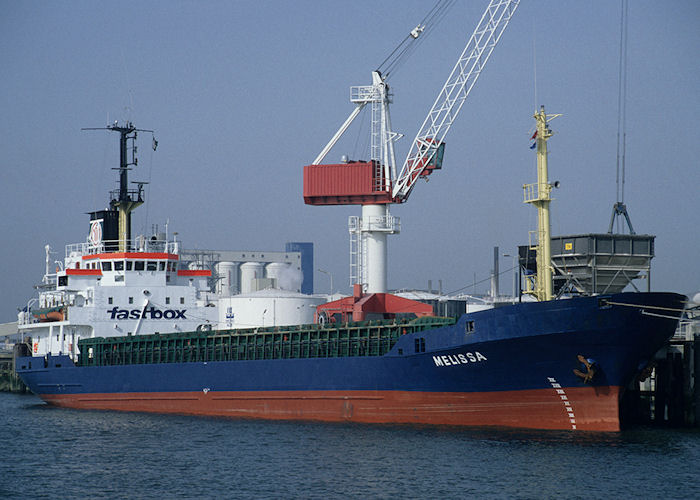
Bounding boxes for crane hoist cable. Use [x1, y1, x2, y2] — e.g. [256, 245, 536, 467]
[352, 105, 369, 160]
[608, 0, 635, 235]
[310, 0, 457, 166]
[377, 0, 456, 79]
[616, 0, 629, 208]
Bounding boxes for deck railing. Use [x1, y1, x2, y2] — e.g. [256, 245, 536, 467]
[66, 238, 177, 258]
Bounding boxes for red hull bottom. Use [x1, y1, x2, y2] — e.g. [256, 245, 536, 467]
[40, 385, 623, 431]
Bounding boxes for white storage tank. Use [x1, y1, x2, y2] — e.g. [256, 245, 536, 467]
[265, 262, 303, 292]
[215, 261, 239, 297]
[217, 289, 325, 329]
[240, 262, 264, 294]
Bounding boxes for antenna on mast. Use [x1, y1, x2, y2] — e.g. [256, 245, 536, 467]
[608, 0, 635, 235]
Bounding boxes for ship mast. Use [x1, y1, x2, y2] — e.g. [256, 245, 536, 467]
[523, 106, 560, 301]
[83, 122, 156, 251]
[113, 122, 142, 252]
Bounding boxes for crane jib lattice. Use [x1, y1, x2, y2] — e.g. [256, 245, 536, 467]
[392, 0, 519, 201]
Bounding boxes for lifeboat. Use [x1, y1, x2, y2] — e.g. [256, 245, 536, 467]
[31, 306, 65, 322]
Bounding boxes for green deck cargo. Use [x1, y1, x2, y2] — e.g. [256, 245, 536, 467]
[78, 317, 457, 367]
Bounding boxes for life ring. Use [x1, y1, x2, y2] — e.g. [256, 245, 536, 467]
[573, 354, 597, 383]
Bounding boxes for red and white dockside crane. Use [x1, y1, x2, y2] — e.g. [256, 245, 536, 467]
[303, 0, 518, 320]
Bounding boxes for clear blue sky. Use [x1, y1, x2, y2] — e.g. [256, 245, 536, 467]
[1, 0, 698, 321]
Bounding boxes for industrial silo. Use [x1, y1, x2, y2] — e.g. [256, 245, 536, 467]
[240, 262, 264, 294]
[215, 261, 239, 297]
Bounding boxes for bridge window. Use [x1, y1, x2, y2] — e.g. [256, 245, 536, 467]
[159, 261, 166, 271]
[126, 261, 133, 271]
[114, 261, 124, 271]
[134, 261, 145, 271]
[101, 261, 112, 271]
[147, 261, 157, 271]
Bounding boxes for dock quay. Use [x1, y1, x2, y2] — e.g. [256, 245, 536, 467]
[622, 306, 700, 427]
[0, 320, 27, 393]
[0, 344, 29, 393]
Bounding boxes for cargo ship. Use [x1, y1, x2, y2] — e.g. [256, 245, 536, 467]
[15, 291, 685, 431]
[13, 116, 686, 431]
[14, 1, 688, 431]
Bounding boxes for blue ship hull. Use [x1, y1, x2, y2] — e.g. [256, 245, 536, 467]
[16, 292, 685, 431]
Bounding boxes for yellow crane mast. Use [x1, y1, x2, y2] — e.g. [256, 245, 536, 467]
[523, 106, 561, 301]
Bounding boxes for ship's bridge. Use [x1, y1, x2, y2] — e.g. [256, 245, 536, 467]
[59, 238, 211, 289]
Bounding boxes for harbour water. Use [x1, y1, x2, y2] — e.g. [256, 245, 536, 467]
[1, 393, 699, 499]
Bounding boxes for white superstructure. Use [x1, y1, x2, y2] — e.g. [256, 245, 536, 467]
[18, 235, 319, 357]
[17, 121, 317, 358]
[19, 237, 218, 356]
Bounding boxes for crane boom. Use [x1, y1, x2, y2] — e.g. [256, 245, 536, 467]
[392, 0, 519, 201]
